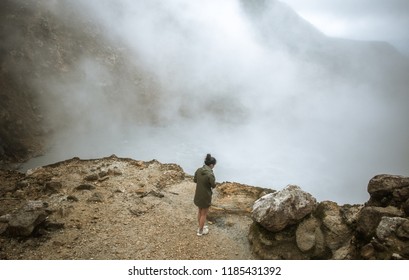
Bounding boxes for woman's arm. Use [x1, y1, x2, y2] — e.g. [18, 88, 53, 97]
[208, 172, 216, 189]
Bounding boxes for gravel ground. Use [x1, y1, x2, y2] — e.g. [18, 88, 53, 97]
[0, 157, 256, 260]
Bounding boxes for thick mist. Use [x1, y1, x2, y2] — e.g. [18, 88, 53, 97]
[24, 0, 409, 204]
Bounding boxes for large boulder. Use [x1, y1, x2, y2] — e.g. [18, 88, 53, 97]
[248, 222, 308, 260]
[211, 182, 273, 214]
[252, 185, 316, 232]
[5, 201, 48, 237]
[294, 202, 356, 259]
[367, 175, 409, 206]
[315, 201, 352, 251]
[353, 174, 409, 259]
[295, 216, 325, 255]
[356, 206, 404, 240]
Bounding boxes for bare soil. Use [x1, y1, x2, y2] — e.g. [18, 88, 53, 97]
[0, 156, 260, 260]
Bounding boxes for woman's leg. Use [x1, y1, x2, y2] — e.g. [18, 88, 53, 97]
[197, 208, 202, 226]
[198, 208, 209, 232]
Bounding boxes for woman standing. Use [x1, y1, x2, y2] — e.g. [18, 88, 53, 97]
[193, 154, 217, 236]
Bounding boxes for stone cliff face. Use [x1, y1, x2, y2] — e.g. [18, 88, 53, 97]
[0, 0, 158, 167]
[249, 175, 409, 260]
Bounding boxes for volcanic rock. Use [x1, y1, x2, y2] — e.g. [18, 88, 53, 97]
[5, 201, 48, 237]
[252, 185, 316, 232]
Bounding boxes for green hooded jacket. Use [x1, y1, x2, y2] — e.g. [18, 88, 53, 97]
[193, 165, 216, 208]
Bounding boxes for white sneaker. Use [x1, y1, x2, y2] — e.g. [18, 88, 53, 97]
[197, 227, 209, 236]
[196, 225, 208, 234]
[197, 225, 208, 231]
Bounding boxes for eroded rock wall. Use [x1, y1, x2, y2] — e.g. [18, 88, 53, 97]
[249, 174, 409, 260]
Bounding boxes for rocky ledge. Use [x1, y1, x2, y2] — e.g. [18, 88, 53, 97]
[0, 156, 408, 260]
[249, 175, 409, 260]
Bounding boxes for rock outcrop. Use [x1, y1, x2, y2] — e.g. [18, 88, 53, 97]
[367, 174, 409, 208]
[3, 201, 48, 237]
[0, 156, 186, 239]
[252, 185, 316, 232]
[249, 174, 409, 260]
[357, 174, 409, 259]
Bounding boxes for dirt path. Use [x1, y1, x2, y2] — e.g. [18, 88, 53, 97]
[0, 158, 256, 260]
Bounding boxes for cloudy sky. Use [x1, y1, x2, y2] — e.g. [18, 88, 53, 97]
[281, 0, 409, 55]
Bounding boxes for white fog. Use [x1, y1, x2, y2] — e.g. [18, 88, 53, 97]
[23, 0, 409, 204]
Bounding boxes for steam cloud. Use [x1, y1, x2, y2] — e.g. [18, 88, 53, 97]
[23, 0, 409, 204]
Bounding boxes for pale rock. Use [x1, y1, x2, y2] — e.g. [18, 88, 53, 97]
[296, 216, 319, 252]
[376, 217, 407, 241]
[252, 185, 316, 232]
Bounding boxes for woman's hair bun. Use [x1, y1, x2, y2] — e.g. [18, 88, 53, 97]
[204, 153, 217, 166]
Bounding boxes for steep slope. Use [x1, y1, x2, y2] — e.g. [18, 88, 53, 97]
[0, 0, 161, 166]
[240, 0, 409, 89]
